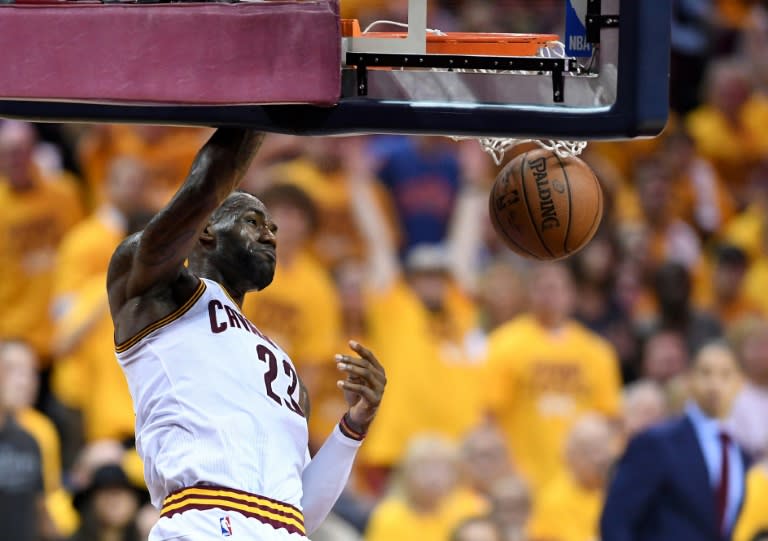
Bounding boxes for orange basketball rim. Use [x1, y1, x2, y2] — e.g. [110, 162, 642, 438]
[341, 19, 558, 57]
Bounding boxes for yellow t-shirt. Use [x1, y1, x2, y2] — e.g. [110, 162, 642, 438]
[734, 463, 768, 541]
[52, 208, 124, 314]
[0, 171, 83, 358]
[359, 280, 485, 468]
[686, 96, 768, 189]
[365, 490, 484, 541]
[485, 315, 621, 492]
[528, 473, 603, 541]
[52, 274, 134, 442]
[270, 159, 400, 269]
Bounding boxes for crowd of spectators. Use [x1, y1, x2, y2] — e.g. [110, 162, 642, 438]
[1, 1, 768, 540]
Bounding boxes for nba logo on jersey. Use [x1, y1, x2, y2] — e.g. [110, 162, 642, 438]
[220, 516, 233, 537]
[564, 0, 593, 57]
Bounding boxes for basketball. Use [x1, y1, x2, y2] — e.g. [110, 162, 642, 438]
[489, 148, 603, 260]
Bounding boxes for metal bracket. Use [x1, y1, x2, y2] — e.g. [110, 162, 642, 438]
[345, 52, 577, 103]
[585, 0, 619, 44]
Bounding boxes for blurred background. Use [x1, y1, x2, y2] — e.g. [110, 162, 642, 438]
[1, 0, 768, 540]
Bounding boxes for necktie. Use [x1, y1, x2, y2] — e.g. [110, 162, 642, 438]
[716, 432, 731, 534]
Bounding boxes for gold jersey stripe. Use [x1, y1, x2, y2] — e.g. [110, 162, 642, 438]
[163, 487, 303, 521]
[161, 497, 305, 534]
[115, 280, 207, 353]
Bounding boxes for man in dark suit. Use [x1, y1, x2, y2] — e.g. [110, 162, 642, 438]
[601, 341, 749, 541]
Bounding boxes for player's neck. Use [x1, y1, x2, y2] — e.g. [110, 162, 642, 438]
[189, 259, 247, 307]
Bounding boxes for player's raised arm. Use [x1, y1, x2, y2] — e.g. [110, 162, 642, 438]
[116, 128, 263, 299]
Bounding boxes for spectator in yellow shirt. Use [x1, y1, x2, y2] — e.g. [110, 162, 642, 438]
[345, 151, 486, 478]
[658, 129, 735, 238]
[258, 136, 400, 270]
[241, 183, 342, 448]
[0, 120, 84, 360]
[52, 156, 157, 320]
[705, 245, 764, 329]
[686, 59, 768, 202]
[485, 263, 622, 493]
[365, 435, 484, 541]
[528, 414, 619, 541]
[734, 461, 768, 541]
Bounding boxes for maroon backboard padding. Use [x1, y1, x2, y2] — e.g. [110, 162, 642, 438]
[0, 1, 341, 106]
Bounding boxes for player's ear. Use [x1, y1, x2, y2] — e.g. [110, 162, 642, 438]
[199, 222, 215, 246]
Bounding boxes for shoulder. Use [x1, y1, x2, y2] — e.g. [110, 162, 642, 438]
[106, 233, 141, 298]
[486, 315, 537, 356]
[488, 314, 536, 341]
[369, 498, 410, 521]
[16, 409, 57, 441]
[632, 416, 689, 450]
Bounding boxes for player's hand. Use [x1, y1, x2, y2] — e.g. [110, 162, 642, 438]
[335, 340, 386, 434]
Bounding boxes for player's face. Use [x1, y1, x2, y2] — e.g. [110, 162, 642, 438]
[214, 194, 278, 291]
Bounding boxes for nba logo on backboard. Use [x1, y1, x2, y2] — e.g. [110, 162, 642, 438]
[565, 0, 592, 57]
[219, 516, 233, 537]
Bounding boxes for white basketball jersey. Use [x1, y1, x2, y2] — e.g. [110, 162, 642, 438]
[116, 278, 309, 509]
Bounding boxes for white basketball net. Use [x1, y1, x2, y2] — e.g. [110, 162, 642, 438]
[455, 138, 588, 166]
[361, 23, 589, 165]
[446, 40, 588, 165]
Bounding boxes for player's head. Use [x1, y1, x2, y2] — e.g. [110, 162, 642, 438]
[564, 414, 618, 490]
[0, 120, 36, 191]
[527, 262, 575, 327]
[450, 516, 503, 541]
[191, 191, 278, 293]
[688, 341, 742, 419]
[0, 339, 38, 412]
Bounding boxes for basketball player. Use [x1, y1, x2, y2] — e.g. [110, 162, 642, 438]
[106, 128, 386, 541]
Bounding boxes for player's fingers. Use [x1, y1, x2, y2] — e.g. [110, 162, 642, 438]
[335, 355, 386, 383]
[349, 340, 385, 372]
[336, 362, 384, 390]
[336, 380, 381, 405]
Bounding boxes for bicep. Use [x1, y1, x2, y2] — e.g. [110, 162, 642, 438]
[128, 185, 216, 294]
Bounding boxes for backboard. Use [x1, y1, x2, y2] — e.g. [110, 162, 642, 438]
[0, 0, 671, 141]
